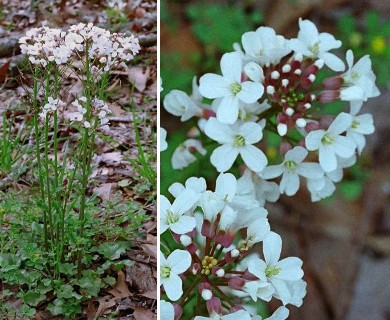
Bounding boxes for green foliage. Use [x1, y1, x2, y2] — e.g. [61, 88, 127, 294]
[186, 2, 263, 53]
[337, 10, 390, 85]
[0, 191, 149, 318]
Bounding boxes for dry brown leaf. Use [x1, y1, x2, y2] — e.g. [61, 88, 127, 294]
[86, 301, 96, 320]
[141, 289, 157, 300]
[93, 183, 117, 202]
[142, 243, 157, 259]
[133, 306, 156, 320]
[0, 61, 10, 84]
[108, 270, 132, 299]
[128, 67, 150, 92]
[94, 296, 117, 319]
[146, 234, 157, 245]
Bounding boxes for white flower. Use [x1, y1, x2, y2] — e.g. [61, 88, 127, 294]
[252, 306, 289, 320]
[305, 112, 356, 172]
[160, 190, 198, 234]
[199, 52, 264, 124]
[160, 250, 192, 301]
[261, 146, 324, 196]
[238, 169, 280, 206]
[241, 280, 274, 302]
[164, 89, 202, 121]
[248, 232, 304, 305]
[341, 50, 380, 102]
[241, 27, 291, 66]
[346, 109, 375, 155]
[160, 300, 174, 320]
[169, 177, 207, 201]
[307, 175, 336, 202]
[205, 118, 267, 172]
[245, 218, 271, 247]
[289, 18, 345, 71]
[195, 309, 252, 320]
[160, 128, 168, 152]
[171, 139, 207, 170]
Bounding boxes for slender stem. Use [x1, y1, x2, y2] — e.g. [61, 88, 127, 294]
[44, 115, 54, 244]
[77, 43, 92, 275]
[32, 69, 48, 251]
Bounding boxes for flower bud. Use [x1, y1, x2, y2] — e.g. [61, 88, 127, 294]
[206, 297, 222, 315]
[201, 289, 213, 301]
[323, 76, 343, 90]
[180, 235, 192, 247]
[228, 276, 245, 290]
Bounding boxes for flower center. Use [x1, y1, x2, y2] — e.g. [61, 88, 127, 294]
[351, 119, 360, 129]
[230, 82, 242, 94]
[166, 210, 179, 225]
[201, 256, 218, 276]
[281, 88, 305, 108]
[284, 160, 297, 173]
[309, 42, 320, 56]
[161, 265, 172, 279]
[265, 265, 280, 277]
[321, 133, 334, 145]
[233, 135, 245, 148]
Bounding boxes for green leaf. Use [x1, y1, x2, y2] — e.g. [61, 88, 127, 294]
[118, 179, 130, 187]
[104, 276, 116, 286]
[20, 305, 36, 317]
[23, 290, 46, 307]
[97, 241, 130, 260]
[340, 181, 364, 200]
[56, 285, 74, 299]
[78, 270, 103, 297]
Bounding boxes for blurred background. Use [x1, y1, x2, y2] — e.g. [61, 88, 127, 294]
[160, 1, 390, 319]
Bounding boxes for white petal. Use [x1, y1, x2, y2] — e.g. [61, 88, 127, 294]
[204, 118, 234, 143]
[261, 165, 284, 179]
[237, 81, 264, 103]
[280, 172, 300, 196]
[163, 274, 183, 301]
[168, 250, 192, 274]
[211, 144, 239, 172]
[239, 122, 263, 144]
[216, 95, 240, 124]
[263, 232, 282, 265]
[216, 173, 237, 202]
[328, 112, 353, 135]
[284, 146, 308, 163]
[332, 136, 356, 158]
[321, 52, 345, 72]
[276, 257, 304, 281]
[199, 73, 231, 99]
[220, 52, 242, 83]
[296, 162, 324, 179]
[305, 130, 325, 151]
[240, 145, 268, 172]
[170, 215, 197, 234]
[319, 145, 337, 172]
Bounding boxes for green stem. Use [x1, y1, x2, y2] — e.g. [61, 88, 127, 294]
[77, 44, 92, 275]
[32, 69, 49, 251]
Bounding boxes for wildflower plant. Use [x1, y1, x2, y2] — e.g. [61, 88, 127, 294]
[160, 18, 379, 318]
[4, 23, 141, 316]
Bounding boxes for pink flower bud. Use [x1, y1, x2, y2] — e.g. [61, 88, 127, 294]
[305, 121, 320, 132]
[320, 115, 335, 129]
[206, 297, 222, 315]
[173, 304, 183, 320]
[228, 277, 245, 290]
[319, 90, 339, 103]
[280, 142, 292, 155]
[323, 76, 343, 90]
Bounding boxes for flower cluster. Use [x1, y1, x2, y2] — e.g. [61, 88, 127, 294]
[39, 96, 66, 119]
[160, 173, 305, 319]
[69, 97, 112, 129]
[163, 18, 378, 202]
[19, 23, 140, 74]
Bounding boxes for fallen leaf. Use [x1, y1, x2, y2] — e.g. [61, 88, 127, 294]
[142, 243, 157, 259]
[141, 289, 157, 300]
[133, 306, 156, 320]
[94, 295, 116, 318]
[93, 183, 117, 202]
[128, 67, 150, 92]
[0, 61, 10, 84]
[108, 270, 132, 299]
